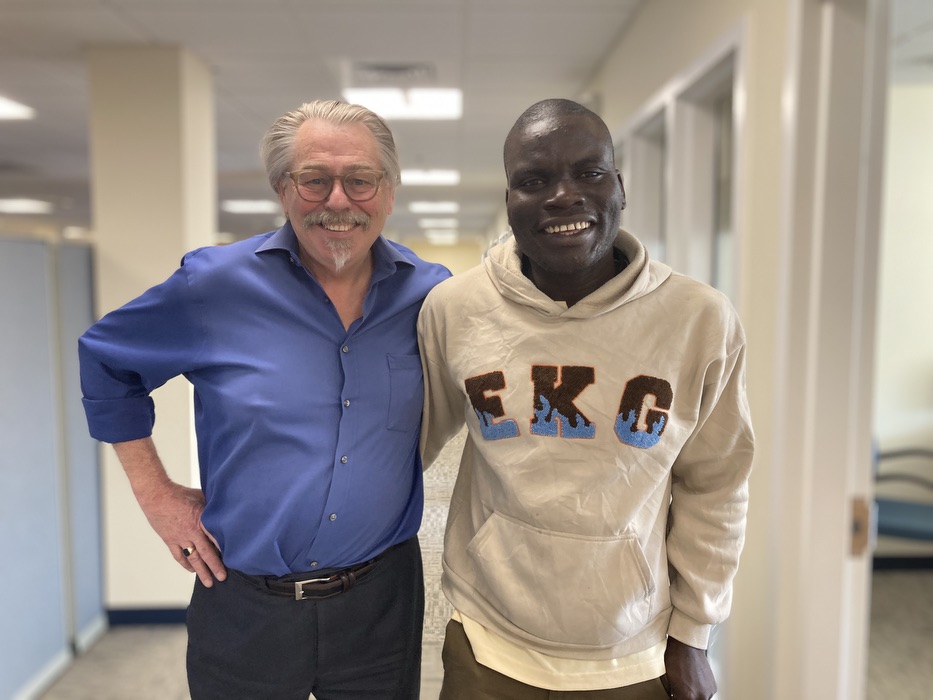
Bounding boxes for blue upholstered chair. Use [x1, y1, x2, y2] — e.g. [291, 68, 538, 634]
[875, 448, 933, 542]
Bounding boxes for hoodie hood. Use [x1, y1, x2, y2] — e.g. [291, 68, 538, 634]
[483, 228, 672, 319]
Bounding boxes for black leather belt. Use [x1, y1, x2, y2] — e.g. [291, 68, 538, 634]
[277, 558, 377, 600]
[237, 545, 398, 600]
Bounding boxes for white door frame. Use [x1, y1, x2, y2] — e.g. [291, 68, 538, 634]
[772, 1, 888, 698]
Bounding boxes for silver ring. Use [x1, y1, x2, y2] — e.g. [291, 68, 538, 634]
[183, 546, 195, 557]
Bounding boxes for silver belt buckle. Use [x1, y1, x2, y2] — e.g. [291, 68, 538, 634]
[293, 576, 333, 601]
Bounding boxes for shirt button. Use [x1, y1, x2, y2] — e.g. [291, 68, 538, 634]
[340, 455, 348, 464]
[329, 513, 337, 521]
[310, 561, 318, 568]
[341, 345, 349, 353]
[343, 399, 350, 407]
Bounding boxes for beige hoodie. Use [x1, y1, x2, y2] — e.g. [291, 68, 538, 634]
[418, 230, 754, 661]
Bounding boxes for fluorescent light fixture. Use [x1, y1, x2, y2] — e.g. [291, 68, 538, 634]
[221, 199, 281, 214]
[0, 198, 52, 214]
[409, 201, 459, 214]
[401, 170, 460, 186]
[62, 226, 89, 239]
[0, 96, 35, 120]
[418, 218, 458, 229]
[343, 88, 462, 120]
[425, 230, 459, 246]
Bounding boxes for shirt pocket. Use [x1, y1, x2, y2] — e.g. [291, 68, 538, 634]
[386, 353, 424, 432]
[466, 510, 655, 647]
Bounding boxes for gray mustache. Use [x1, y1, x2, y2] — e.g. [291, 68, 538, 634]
[304, 212, 371, 229]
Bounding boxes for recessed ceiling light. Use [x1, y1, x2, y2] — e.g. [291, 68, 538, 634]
[409, 201, 459, 214]
[0, 96, 35, 120]
[0, 198, 52, 213]
[342, 88, 462, 120]
[425, 230, 459, 245]
[418, 218, 458, 229]
[401, 170, 460, 186]
[62, 226, 89, 239]
[221, 200, 280, 214]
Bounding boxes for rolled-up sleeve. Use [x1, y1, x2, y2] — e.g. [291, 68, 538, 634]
[79, 260, 203, 443]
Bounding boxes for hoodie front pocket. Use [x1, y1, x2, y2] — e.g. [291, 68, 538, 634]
[466, 511, 655, 647]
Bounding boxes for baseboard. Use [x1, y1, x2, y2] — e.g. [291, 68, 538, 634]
[75, 613, 108, 653]
[107, 608, 187, 625]
[872, 556, 933, 570]
[11, 648, 71, 700]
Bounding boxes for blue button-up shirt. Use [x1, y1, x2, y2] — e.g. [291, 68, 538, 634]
[79, 224, 450, 575]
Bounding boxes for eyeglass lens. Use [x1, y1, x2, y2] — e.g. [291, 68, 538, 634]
[293, 170, 381, 202]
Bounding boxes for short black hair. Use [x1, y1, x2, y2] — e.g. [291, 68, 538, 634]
[504, 98, 613, 164]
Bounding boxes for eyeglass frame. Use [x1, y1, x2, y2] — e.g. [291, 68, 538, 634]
[284, 168, 387, 203]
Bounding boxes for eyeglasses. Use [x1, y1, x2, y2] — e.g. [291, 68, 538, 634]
[285, 169, 385, 203]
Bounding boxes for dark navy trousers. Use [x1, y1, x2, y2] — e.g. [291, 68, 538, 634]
[186, 537, 424, 699]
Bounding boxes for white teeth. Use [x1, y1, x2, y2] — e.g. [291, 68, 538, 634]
[325, 224, 353, 232]
[544, 222, 590, 234]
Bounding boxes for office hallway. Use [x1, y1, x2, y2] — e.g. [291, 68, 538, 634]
[39, 428, 933, 699]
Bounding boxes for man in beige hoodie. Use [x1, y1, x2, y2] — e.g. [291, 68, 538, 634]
[419, 98, 754, 700]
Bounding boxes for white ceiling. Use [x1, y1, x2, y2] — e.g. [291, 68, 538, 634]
[0, 0, 931, 246]
[0, 0, 644, 244]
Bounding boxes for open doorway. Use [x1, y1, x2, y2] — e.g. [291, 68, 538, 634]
[867, 2, 933, 697]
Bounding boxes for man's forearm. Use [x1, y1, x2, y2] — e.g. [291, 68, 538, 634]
[110, 436, 225, 585]
[112, 436, 174, 506]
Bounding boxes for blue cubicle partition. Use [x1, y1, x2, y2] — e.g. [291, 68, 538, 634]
[0, 239, 104, 699]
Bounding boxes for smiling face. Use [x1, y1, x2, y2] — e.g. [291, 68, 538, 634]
[278, 119, 394, 278]
[504, 111, 625, 303]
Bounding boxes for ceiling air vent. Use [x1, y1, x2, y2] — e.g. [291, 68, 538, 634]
[0, 160, 35, 175]
[349, 62, 436, 87]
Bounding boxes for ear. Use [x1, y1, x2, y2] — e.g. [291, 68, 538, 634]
[617, 171, 626, 210]
[277, 184, 288, 212]
[385, 186, 395, 216]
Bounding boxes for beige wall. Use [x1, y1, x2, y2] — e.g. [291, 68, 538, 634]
[874, 84, 933, 440]
[406, 239, 484, 275]
[873, 83, 933, 558]
[595, 1, 750, 123]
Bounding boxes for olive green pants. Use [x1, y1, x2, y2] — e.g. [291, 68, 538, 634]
[439, 620, 671, 700]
